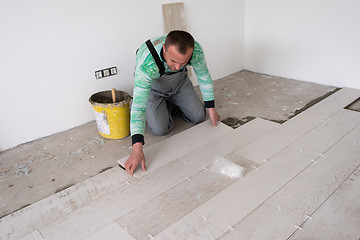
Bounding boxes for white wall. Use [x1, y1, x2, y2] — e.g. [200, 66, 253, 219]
[245, 0, 360, 89]
[0, 0, 245, 151]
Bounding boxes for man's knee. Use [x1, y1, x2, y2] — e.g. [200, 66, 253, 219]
[184, 108, 206, 124]
[148, 123, 173, 136]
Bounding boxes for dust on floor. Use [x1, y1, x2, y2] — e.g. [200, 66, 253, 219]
[0, 70, 337, 218]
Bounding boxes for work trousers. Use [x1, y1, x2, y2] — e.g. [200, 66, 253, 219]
[146, 69, 206, 136]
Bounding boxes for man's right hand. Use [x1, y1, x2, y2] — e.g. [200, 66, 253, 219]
[124, 142, 146, 175]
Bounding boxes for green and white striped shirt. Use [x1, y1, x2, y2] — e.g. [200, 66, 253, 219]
[131, 34, 215, 141]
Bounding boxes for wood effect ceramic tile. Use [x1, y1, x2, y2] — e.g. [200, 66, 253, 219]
[117, 120, 232, 177]
[336, 166, 360, 202]
[289, 193, 360, 240]
[290, 109, 360, 155]
[233, 115, 320, 164]
[116, 168, 237, 239]
[284, 87, 360, 122]
[38, 160, 198, 240]
[340, 118, 360, 145]
[0, 192, 63, 240]
[162, 2, 186, 33]
[59, 166, 131, 209]
[192, 147, 318, 232]
[289, 162, 360, 239]
[218, 203, 301, 240]
[266, 136, 360, 220]
[83, 222, 135, 240]
[0, 167, 130, 240]
[18, 230, 44, 240]
[154, 212, 223, 240]
[235, 88, 360, 164]
[179, 118, 279, 170]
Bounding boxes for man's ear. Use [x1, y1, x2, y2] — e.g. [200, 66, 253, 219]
[163, 44, 166, 52]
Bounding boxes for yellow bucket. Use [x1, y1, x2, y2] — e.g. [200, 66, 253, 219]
[89, 89, 131, 139]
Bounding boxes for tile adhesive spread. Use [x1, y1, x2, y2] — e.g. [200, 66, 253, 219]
[211, 156, 245, 178]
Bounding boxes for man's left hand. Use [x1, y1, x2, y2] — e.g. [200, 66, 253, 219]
[207, 108, 220, 126]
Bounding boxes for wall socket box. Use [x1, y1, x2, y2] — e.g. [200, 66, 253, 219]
[95, 66, 117, 79]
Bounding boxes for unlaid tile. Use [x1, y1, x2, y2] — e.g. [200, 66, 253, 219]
[116, 167, 238, 239]
[117, 120, 233, 177]
[179, 118, 279, 170]
[218, 203, 301, 240]
[192, 147, 318, 232]
[155, 212, 224, 240]
[163, 2, 186, 33]
[83, 222, 135, 240]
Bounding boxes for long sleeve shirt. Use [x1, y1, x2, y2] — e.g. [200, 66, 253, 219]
[131, 34, 215, 145]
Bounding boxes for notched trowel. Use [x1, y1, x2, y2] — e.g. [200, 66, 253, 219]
[210, 156, 245, 178]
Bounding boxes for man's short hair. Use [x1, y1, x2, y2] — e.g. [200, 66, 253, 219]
[165, 30, 195, 55]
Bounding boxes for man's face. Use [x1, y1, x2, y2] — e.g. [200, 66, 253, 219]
[163, 44, 193, 71]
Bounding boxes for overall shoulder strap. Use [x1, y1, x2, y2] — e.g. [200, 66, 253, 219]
[145, 39, 165, 76]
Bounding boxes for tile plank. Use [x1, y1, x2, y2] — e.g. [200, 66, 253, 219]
[1, 121, 229, 240]
[155, 212, 223, 240]
[287, 87, 359, 117]
[117, 120, 232, 177]
[336, 166, 360, 202]
[266, 129, 360, 220]
[0, 167, 130, 240]
[180, 118, 279, 170]
[162, 2, 186, 33]
[38, 160, 199, 240]
[116, 168, 237, 239]
[83, 222, 135, 240]
[289, 193, 360, 240]
[194, 116, 360, 233]
[290, 165, 360, 239]
[18, 230, 44, 240]
[234, 88, 360, 163]
[192, 147, 318, 232]
[290, 109, 360, 155]
[218, 203, 301, 240]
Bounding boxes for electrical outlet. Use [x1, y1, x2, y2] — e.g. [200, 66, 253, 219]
[95, 70, 103, 79]
[95, 66, 117, 79]
[103, 69, 110, 77]
[110, 67, 117, 75]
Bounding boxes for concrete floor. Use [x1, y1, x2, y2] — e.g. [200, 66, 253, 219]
[0, 70, 337, 218]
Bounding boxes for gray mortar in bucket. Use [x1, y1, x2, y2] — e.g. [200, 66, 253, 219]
[89, 90, 132, 107]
